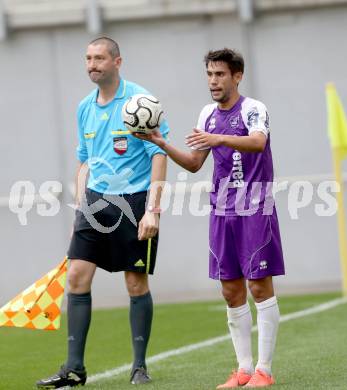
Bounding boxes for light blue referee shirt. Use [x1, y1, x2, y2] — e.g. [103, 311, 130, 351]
[76, 78, 169, 195]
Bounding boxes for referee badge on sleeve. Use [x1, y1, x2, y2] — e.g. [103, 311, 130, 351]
[113, 137, 128, 155]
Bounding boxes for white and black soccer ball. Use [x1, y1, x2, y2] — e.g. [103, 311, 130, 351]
[122, 94, 164, 134]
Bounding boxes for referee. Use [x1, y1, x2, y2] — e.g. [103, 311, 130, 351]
[36, 37, 168, 388]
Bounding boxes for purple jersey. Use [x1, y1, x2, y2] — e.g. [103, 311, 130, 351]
[197, 96, 274, 216]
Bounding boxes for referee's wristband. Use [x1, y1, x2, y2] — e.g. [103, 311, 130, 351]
[146, 205, 162, 214]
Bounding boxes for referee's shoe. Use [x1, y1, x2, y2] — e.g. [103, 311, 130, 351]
[130, 367, 152, 385]
[36, 365, 87, 388]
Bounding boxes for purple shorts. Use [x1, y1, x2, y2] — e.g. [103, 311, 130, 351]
[209, 208, 285, 280]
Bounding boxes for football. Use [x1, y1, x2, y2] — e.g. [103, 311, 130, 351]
[122, 94, 164, 134]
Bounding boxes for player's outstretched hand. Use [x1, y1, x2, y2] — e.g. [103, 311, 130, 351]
[185, 128, 221, 149]
[138, 211, 159, 240]
[132, 129, 165, 148]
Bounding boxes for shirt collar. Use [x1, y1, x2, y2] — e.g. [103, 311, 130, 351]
[217, 95, 244, 114]
[115, 78, 126, 99]
[93, 78, 127, 103]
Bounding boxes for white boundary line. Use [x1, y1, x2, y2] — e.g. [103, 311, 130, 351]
[87, 296, 347, 385]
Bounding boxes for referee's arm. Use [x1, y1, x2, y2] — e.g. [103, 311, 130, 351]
[138, 154, 167, 241]
[75, 161, 89, 207]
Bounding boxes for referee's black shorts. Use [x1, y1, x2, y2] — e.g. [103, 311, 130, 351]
[67, 189, 158, 274]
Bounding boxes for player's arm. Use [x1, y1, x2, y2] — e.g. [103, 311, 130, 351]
[133, 130, 210, 173]
[138, 153, 167, 241]
[185, 129, 267, 153]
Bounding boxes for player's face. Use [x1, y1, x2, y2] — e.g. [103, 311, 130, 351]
[86, 44, 122, 85]
[207, 61, 242, 104]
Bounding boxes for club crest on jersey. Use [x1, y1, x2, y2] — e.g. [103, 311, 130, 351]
[229, 115, 240, 128]
[208, 117, 216, 130]
[113, 137, 128, 155]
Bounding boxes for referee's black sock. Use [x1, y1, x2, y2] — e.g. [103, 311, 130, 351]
[66, 292, 92, 371]
[129, 291, 153, 370]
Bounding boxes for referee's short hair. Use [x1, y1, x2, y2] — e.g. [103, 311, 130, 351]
[88, 37, 120, 59]
[204, 48, 244, 75]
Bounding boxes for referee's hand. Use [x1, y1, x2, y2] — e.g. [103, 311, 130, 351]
[138, 211, 159, 240]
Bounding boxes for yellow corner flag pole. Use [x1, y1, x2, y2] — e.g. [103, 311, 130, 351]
[326, 83, 347, 296]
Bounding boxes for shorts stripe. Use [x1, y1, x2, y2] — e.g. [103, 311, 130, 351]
[249, 216, 272, 279]
[146, 238, 152, 274]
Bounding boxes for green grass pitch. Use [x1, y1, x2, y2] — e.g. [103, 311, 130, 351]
[0, 292, 346, 389]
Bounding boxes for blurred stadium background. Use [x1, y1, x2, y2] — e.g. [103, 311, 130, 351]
[0, 0, 347, 307]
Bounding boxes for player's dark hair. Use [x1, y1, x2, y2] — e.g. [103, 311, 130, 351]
[204, 48, 244, 75]
[88, 36, 120, 58]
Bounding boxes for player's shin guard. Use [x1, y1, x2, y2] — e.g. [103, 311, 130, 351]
[227, 302, 254, 374]
[255, 296, 280, 375]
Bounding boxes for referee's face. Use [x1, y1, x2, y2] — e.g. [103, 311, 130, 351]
[86, 43, 121, 85]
